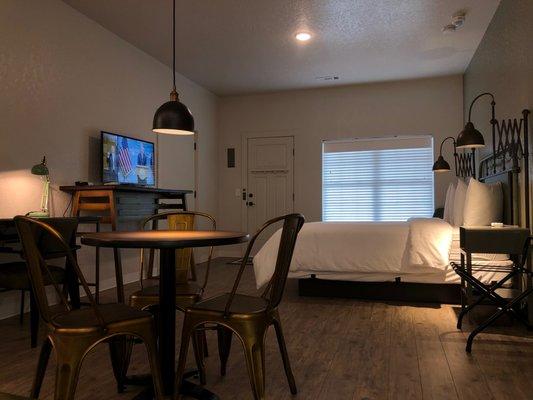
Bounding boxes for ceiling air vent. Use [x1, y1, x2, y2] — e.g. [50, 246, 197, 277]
[316, 75, 339, 82]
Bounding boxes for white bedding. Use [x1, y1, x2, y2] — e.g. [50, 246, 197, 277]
[253, 221, 409, 288]
[253, 219, 510, 288]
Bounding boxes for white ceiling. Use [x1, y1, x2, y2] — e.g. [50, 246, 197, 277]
[63, 0, 500, 96]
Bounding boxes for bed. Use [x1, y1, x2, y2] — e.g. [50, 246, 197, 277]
[254, 217, 513, 303]
[253, 110, 530, 304]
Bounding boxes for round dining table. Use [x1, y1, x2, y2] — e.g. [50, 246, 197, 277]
[81, 230, 250, 400]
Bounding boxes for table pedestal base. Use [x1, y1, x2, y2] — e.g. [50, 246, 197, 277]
[127, 371, 219, 400]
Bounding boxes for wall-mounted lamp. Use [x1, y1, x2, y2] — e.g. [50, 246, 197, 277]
[457, 92, 495, 149]
[432, 136, 457, 173]
[433, 92, 496, 177]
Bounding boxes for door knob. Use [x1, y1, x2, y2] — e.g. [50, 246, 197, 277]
[247, 201, 255, 206]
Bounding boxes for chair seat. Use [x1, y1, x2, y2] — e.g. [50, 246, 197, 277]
[191, 293, 268, 315]
[51, 303, 152, 333]
[129, 282, 203, 310]
[0, 262, 65, 290]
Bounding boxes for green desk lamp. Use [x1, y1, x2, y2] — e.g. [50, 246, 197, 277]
[27, 156, 50, 217]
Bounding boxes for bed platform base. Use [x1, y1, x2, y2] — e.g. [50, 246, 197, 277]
[298, 277, 461, 304]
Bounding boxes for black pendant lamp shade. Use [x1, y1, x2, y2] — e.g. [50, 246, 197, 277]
[432, 155, 451, 172]
[153, 90, 194, 135]
[432, 136, 456, 173]
[152, 0, 194, 135]
[456, 121, 485, 149]
[456, 92, 495, 149]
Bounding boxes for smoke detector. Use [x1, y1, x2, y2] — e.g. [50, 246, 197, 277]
[442, 11, 466, 33]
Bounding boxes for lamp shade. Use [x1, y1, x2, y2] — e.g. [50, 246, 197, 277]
[432, 155, 451, 172]
[153, 99, 194, 135]
[456, 121, 485, 149]
[31, 157, 49, 176]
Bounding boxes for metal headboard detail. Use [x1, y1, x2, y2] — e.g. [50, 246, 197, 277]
[478, 109, 530, 228]
[456, 150, 476, 179]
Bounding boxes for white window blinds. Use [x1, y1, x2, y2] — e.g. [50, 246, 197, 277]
[322, 136, 434, 221]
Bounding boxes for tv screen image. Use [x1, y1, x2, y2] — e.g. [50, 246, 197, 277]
[102, 131, 155, 186]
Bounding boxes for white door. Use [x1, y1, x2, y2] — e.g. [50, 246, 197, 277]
[245, 136, 294, 246]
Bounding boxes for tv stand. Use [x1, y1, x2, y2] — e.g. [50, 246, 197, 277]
[60, 185, 193, 223]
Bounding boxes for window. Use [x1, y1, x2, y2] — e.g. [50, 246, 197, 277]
[322, 136, 434, 221]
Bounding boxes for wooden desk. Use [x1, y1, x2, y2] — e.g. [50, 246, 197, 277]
[59, 185, 192, 224]
[60, 185, 192, 303]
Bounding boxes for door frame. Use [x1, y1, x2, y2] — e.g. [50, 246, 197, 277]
[240, 132, 295, 232]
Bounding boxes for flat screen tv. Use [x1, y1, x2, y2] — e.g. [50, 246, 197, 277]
[101, 131, 155, 186]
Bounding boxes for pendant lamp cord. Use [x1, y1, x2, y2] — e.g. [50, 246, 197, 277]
[172, 0, 176, 92]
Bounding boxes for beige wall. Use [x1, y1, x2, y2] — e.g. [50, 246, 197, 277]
[463, 0, 533, 227]
[217, 75, 463, 254]
[0, 0, 217, 318]
[464, 0, 533, 150]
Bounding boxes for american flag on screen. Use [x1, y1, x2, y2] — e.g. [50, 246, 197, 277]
[119, 146, 132, 177]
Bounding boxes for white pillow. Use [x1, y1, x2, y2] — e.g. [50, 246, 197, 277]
[443, 183, 456, 223]
[453, 179, 468, 226]
[463, 178, 503, 226]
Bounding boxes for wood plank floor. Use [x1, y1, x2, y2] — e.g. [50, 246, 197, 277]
[1, 258, 533, 400]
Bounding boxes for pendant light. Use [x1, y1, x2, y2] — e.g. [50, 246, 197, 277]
[153, 0, 194, 135]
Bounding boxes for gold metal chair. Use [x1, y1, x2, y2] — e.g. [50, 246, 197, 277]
[127, 211, 216, 385]
[130, 211, 216, 309]
[0, 217, 78, 348]
[14, 216, 165, 400]
[176, 213, 305, 400]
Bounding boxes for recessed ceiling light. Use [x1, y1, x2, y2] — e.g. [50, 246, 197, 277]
[295, 32, 311, 42]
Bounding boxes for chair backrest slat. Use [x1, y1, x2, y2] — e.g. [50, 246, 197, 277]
[224, 213, 304, 316]
[266, 215, 304, 309]
[15, 216, 106, 328]
[139, 211, 216, 289]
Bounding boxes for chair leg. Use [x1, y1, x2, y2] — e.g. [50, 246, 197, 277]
[217, 326, 233, 376]
[53, 337, 91, 400]
[19, 290, 25, 325]
[108, 336, 132, 393]
[192, 329, 206, 385]
[241, 334, 267, 400]
[273, 318, 297, 394]
[201, 324, 209, 357]
[30, 337, 52, 399]
[94, 246, 100, 304]
[29, 289, 39, 348]
[176, 315, 195, 400]
[189, 255, 197, 281]
[138, 323, 165, 400]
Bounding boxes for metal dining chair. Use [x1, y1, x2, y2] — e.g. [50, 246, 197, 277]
[14, 216, 165, 400]
[126, 211, 216, 385]
[175, 213, 305, 400]
[0, 217, 79, 348]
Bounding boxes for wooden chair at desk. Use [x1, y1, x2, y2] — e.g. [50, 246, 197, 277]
[71, 190, 124, 303]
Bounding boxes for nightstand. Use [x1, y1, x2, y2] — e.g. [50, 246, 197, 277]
[452, 226, 531, 352]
